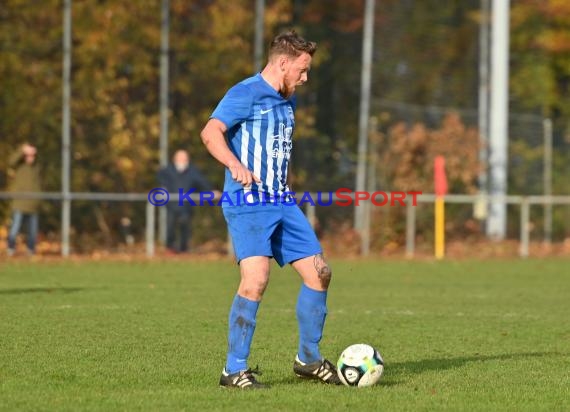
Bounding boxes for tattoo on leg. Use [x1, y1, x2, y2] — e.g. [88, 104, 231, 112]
[313, 253, 332, 288]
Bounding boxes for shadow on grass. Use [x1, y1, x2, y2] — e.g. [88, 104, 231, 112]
[270, 375, 405, 387]
[387, 351, 562, 378]
[0, 287, 84, 295]
[270, 352, 563, 387]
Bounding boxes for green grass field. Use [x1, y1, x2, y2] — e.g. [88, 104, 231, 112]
[1, 257, 569, 411]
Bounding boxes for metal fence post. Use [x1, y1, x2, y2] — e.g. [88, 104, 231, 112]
[519, 197, 530, 258]
[406, 200, 416, 258]
[361, 200, 371, 256]
[146, 202, 155, 257]
[543, 118, 553, 244]
[227, 231, 234, 259]
[61, 0, 72, 258]
[305, 202, 316, 229]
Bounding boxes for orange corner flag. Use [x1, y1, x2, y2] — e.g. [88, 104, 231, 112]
[434, 156, 448, 197]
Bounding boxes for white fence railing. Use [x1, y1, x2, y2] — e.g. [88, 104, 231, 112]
[1, 192, 569, 258]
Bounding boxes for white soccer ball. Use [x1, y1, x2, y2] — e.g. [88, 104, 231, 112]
[336, 343, 384, 387]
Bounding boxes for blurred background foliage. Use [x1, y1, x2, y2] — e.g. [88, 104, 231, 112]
[1, 0, 569, 251]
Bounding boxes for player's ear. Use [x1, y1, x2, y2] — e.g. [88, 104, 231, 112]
[279, 55, 288, 72]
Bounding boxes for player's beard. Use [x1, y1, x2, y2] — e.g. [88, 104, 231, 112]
[279, 75, 295, 99]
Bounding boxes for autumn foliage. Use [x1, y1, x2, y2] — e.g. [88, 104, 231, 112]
[1, 0, 569, 252]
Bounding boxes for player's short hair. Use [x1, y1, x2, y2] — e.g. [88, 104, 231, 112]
[268, 30, 317, 60]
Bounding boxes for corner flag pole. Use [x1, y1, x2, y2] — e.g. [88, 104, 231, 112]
[434, 156, 448, 259]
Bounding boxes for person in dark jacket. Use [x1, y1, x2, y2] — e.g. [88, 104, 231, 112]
[7, 143, 41, 256]
[157, 149, 219, 254]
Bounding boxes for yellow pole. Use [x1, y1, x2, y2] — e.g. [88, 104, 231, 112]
[435, 196, 445, 259]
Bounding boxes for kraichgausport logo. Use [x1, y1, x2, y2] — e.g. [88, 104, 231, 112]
[147, 188, 422, 207]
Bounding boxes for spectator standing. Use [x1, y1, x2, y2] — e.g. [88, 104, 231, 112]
[6, 143, 41, 256]
[157, 149, 218, 254]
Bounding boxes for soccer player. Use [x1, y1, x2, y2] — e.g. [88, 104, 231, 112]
[200, 30, 340, 389]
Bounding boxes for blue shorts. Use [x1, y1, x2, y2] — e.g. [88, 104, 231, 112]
[222, 202, 322, 266]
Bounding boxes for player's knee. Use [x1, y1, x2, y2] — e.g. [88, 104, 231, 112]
[319, 264, 332, 289]
[240, 278, 269, 300]
[256, 278, 269, 295]
[312, 253, 332, 289]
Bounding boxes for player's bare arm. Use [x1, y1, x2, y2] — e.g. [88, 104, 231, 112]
[200, 118, 260, 186]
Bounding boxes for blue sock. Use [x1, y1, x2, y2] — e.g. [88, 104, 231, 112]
[225, 294, 260, 374]
[296, 284, 327, 364]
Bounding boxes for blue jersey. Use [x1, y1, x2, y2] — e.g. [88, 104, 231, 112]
[211, 73, 296, 201]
